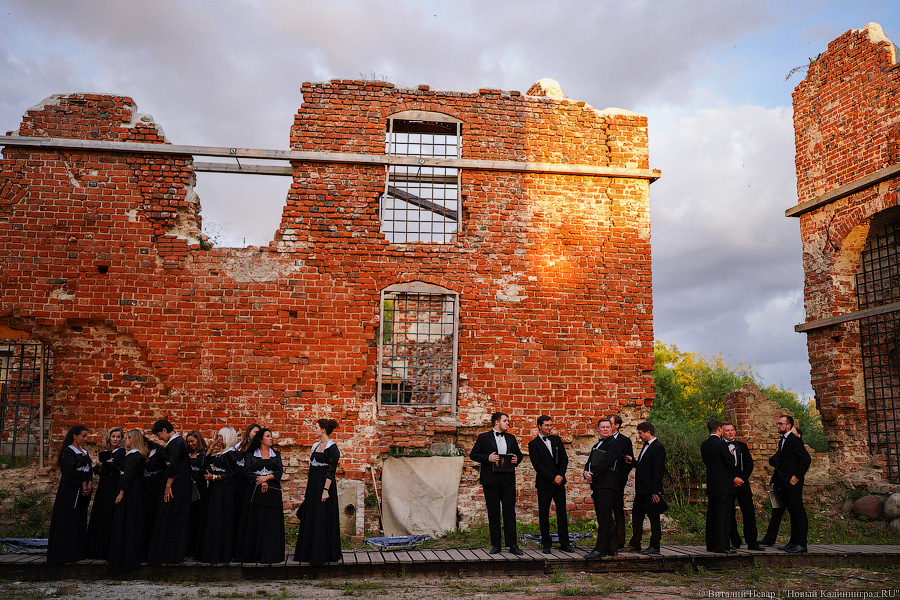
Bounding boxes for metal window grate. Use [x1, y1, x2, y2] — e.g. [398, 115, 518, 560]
[857, 220, 900, 479]
[382, 119, 460, 243]
[379, 292, 456, 406]
[0, 340, 51, 468]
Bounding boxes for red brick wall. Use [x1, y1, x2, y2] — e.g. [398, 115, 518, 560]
[0, 82, 654, 525]
[791, 24, 900, 484]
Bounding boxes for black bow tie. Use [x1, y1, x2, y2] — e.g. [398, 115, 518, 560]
[541, 436, 548, 442]
[495, 431, 503, 437]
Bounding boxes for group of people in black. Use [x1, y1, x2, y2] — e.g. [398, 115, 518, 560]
[47, 417, 343, 569]
[470, 412, 667, 558]
[702, 414, 812, 554]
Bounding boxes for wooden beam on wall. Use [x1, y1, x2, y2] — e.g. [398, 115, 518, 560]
[795, 299, 900, 332]
[785, 163, 900, 218]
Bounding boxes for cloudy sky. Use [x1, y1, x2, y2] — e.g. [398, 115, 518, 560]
[2, 0, 898, 400]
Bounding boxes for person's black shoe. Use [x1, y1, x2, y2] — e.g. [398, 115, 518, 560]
[624, 545, 642, 553]
[784, 545, 807, 554]
[640, 547, 661, 555]
[731, 543, 742, 549]
[541, 546, 552, 554]
[758, 539, 775, 547]
[509, 545, 524, 556]
[716, 549, 737, 554]
[778, 544, 796, 551]
[747, 544, 763, 551]
[559, 545, 574, 552]
[489, 546, 501, 554]
[585, 550, 603, 559]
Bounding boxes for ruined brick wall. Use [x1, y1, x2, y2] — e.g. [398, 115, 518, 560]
[0, 81, 654, 526]
[791, 23, 900, 485]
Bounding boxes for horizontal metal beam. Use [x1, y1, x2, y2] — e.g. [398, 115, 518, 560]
[193, 162, 292, 176]
[786, 163, 900, 218]
[0, 135, 661, 181]
[795, 300, 900, 332]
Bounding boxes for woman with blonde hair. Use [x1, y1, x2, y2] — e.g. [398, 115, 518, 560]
[108, 429, 148, 572]
[87, 426, 125, 559]
[199, 426, 240, 563]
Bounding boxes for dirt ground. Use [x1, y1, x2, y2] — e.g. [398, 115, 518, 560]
[4, 565, 899, 600]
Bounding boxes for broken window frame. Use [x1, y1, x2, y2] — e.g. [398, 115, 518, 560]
[381, 111, 461, 244]
[376, 281, 459, 413]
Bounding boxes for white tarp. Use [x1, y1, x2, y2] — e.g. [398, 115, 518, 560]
[381, 456, 464, 537]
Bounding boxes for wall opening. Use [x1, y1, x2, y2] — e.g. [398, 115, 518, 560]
[377, 281, 459, 410]
[857, 216, 900, 479]
[0, 339, 51, 468]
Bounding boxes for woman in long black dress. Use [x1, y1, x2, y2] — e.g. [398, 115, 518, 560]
[142, 437, 166, 556]
[239, 428, 285, 564]
[199, 426, 239, 564]
[293, 418, 341, 565]
[233, 422, 260, 559]
[86, 426, 124, 559]
[108, 429, 147, 572]
[47, 424, 94, 565]
[185, 429, 208, 559]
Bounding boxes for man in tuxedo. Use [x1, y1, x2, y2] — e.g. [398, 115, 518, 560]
[583, 418, 623, 559]
[722, 421, 761, 551]
[607, 414, 634, 550]
[769, 414, 811, 553]
[528, 415, 572, 553]
[700, 418, 736, 554]
[627, 421, 666, 554]
[147, 419, 193, 565]
[470, 411, 525, 555]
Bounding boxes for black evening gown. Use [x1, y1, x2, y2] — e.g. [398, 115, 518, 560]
[142, 446, 166, 556]
[233, 449, 250, 559]
[47, 446, 93, 564]
[108, 450, 146, 572]
[148, 434, 193, 565]
[293, 441, 341, 565]
[86, 446, 125, 559]
[187, 451, 208, 558]
[239, 449, 285, 564]
[199, 450, 238, 563]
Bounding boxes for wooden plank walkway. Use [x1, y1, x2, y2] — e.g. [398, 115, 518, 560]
[2, 544, 898, 581]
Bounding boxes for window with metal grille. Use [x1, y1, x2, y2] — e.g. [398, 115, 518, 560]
[377, 282, 458, 409]
[382, 111, 461, 244]
[857, 217, 900, 479]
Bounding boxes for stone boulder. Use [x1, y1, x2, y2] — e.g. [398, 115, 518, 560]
[884, 492, 900, 520]
[891, 517, 900, 532]
[852, 495, 884, 520]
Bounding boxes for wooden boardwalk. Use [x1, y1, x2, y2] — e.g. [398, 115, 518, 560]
[2, 544, 899, 581]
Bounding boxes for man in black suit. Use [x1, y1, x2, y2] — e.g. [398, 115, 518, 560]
[722, 421, 761, 551]
[528, 415, 572, 553]
[627, 421, 666, 554]
[700, 418, 736, 554]
[583, 418, 623, 559]
[470, 411, 525, 555]
[607, 414, 634, 550]
[769, 414, 811, 553]
[147, 419, 193, 565]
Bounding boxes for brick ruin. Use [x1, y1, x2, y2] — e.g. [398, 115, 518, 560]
[0, 80, 657, 525]
[790, 22, 900, 489]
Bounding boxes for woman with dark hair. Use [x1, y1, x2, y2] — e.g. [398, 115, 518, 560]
[199, 427, 240, 564]
[239, 428, 285, 564]
[108, 429, 148, 572]
[86, 426, 125, 559]
[47, 424, 94, 565]
[293, 418, 341, 565]
[185, 429, 209, 559]
[233, 422, 260, 558]
[142, 436, 166, 556]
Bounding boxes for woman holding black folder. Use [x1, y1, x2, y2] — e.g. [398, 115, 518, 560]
[108, 429, 147, 572]
[199, 426, 239, 563]
[238, 427, 285, 563]
[185, 430, 209, 559]
[47, 424, 94, 565]
[86, 426, 125, 559]
[293, 418, 341, 565]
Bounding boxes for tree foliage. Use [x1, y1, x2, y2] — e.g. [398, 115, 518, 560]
[649, 341, 827, 503]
